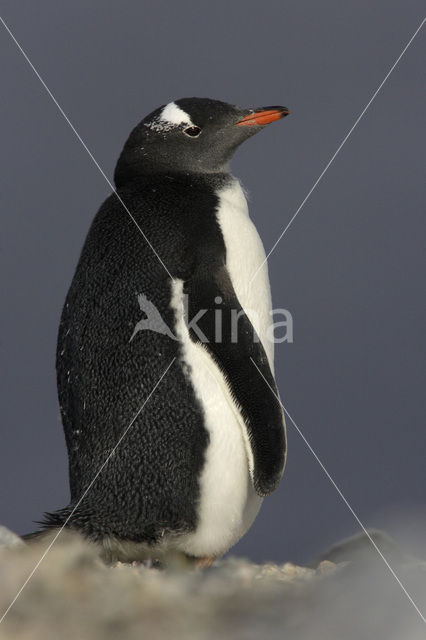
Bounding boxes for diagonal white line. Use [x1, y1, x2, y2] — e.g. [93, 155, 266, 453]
[0, 15, 173, 280]
[250, 357, 426, 625]
[0, 357, 176, 625]
[250, 16, 426, 284]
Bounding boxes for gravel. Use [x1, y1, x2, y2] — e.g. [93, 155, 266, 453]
[0, 527, 424, 639]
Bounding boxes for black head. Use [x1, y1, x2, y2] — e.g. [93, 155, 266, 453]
[114, 97, 289, 187]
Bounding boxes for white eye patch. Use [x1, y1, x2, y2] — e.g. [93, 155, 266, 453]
[145, 102, 194, 132]
[160, 102, 194, 126]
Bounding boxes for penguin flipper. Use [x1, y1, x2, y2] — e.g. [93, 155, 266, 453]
[185, 264, 286, 497]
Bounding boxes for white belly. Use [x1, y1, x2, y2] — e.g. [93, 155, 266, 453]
[172, 178, 273, 558]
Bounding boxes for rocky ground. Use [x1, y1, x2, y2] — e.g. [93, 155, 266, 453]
[0, 526, 424, 639]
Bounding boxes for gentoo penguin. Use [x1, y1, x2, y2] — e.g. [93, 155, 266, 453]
[32, 98, 289, 565]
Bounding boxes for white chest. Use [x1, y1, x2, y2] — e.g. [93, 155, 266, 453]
[215, 179, 274, 371]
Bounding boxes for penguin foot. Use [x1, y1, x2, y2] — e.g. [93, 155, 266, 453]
[194, 556, 215, 569]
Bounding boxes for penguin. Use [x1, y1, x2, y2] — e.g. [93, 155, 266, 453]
[30, 98, 289, 565]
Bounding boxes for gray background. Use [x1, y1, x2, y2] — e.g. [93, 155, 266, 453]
[1, 1, 425, 564]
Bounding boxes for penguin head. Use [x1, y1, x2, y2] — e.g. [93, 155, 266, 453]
[114, 97, 289, 186]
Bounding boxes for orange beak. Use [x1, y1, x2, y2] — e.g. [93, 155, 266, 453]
[236, 106, 290, 126]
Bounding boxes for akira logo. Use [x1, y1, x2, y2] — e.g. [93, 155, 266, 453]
[130, 292, 293, 345]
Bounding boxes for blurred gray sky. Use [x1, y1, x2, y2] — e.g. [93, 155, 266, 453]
[1, 1, 425, 564]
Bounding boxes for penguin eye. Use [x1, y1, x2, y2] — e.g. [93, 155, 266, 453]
[183, 126, 202, 138]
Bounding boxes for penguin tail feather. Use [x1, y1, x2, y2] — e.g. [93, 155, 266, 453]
[20, 506, 79, 543]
